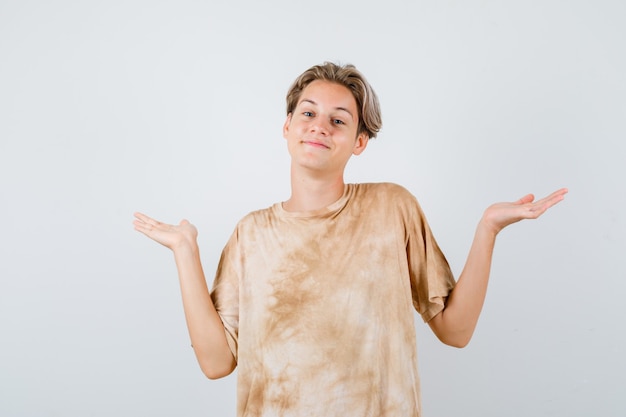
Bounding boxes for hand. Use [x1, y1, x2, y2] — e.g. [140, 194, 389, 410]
[481, 188, 568, 235]
[133, 212, 198, 251]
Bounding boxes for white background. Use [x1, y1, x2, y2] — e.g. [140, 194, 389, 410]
[1, 1, 624, 416]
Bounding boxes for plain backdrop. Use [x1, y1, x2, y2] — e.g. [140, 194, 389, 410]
[1, 1, 624, 416]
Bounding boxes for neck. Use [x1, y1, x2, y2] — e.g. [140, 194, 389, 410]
[283, 165, 345, 212]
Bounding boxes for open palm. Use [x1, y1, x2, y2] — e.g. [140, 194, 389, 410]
[482, 188, 568, 234]
[133, 212, 198, 251]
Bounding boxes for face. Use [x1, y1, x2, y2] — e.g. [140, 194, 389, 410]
[283, 80, 368, 177]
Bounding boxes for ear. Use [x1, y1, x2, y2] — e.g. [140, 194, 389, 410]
[352, 132, 369, 156]
[283, 113, 292, 139]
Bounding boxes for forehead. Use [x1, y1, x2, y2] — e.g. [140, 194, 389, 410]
[298, 80, 358, 116]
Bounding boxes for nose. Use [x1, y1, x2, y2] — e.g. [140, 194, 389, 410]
[310, 118, 331, 135]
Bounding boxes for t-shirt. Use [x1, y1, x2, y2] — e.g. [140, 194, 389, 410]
[211, 182, 456, 417]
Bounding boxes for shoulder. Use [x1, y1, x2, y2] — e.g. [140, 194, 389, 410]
[236, 205, 276, 229]
[351, 182, 427, 223]
[220, 205, 277, 250]
[352, 182, 417, 202]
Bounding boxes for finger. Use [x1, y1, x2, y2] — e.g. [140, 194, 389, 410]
[523, 189, 567, 219]
[534, 188, 568, 210]
[134, 212, 160, 227]
[133, 220, 153, 235]
[516, 194, 535, 205]
[539, 188, 568, 201]
[133, 216, 156, 229]
[133, 212, 151, 223]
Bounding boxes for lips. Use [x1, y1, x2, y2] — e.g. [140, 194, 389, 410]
[302, 140, 330, 149]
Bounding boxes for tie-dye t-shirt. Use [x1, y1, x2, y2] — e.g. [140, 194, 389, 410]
[211, 182, 456, 417]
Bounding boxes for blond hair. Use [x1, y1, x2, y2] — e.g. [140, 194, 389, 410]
[285, 62, 382, 139]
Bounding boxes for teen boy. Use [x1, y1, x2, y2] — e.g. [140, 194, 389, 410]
[134, 62, 567, 417]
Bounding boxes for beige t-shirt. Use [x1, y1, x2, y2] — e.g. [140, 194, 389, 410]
[211, 182, 456, 417]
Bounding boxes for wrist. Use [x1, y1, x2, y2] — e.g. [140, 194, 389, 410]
[172, 237, 200, 257]
[476, 218, 499, 240]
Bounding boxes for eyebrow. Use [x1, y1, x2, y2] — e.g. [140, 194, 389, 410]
[299, 98, 355, 120]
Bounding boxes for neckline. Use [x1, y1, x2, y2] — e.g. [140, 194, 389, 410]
[274, 184, 353, 219]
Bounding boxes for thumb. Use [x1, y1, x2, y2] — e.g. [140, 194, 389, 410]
[516, 194, 535, 205]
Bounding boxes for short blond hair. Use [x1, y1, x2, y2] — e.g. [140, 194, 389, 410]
[286, 62, 382, 139]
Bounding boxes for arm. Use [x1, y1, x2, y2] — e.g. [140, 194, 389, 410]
[133, 212, 236, 379]
[428, 188, 568, 348]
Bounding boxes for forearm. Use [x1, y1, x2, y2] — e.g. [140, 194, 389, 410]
[428, 188, 567, 347]
[429, 220, 497, 347]
[173, 244, 236, 379]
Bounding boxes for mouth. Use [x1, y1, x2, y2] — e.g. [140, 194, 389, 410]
[302, 140, 330, 149]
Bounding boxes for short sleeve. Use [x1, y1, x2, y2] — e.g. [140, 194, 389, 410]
[403, 194, 456, 322]
[210, 228, 241, 361]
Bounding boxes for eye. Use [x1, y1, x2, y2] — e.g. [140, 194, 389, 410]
[303, 111, 314, 117]
[333, 119, 345, 125]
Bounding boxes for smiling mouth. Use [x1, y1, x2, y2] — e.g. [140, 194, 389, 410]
[302, 140, 330, 149]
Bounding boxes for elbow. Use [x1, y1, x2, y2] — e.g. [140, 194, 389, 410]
[201, 361, 235, 380]
[436, 330, 473, 349]
[192, 341, 237, 380]
[203, 369, 230, 380]
[444, 337, 471, 349]
[430, 316, 475, 348]
[198, 355, 236, 380]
